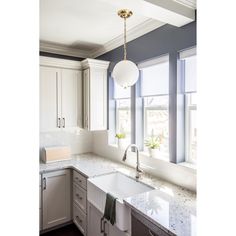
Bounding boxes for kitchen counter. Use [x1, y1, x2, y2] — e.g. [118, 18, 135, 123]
[40, 153, 196, 236]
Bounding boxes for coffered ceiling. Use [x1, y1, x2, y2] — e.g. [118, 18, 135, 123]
[40, 0, 196, 58]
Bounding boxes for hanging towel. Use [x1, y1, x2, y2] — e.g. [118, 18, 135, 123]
[102, 192, 117, 225]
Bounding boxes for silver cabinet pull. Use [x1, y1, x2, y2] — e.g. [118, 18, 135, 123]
[75, 193, 82, 200]
[43, 178, 46, 190]
[103, 220, 108, 236]
[62, 118, 65, 128]
[100, 217, 104, 233]
[75, 177, 82, 183]
[76, 215, 82, 224]
[57, 118, 61, 128]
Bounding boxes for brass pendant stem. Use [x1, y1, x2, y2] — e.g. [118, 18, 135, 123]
[118, 9, 133, 61]
[124, 17, 127, 60]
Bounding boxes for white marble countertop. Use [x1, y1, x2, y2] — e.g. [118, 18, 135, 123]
[40, 153, 196, 236]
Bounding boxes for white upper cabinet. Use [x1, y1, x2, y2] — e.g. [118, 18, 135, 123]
[61, 68, 82, 128]
[40, 57, 82, 132]
[81, 59, 109, 131]
[40, 66, 59, 132]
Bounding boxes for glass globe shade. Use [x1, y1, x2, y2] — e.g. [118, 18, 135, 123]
[112, 60, 139, 88]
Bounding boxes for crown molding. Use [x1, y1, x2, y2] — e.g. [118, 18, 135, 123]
[90, 19, 165, 58]
[40, 56, 82, 70]
[40, 41, 91, 58]
[81, 58, 110, 70]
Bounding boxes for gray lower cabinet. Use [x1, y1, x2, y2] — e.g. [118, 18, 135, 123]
[39, 174, 42, 231]
[42, 169, 71, 230]
[87, 202, 128, 236]
[87, 202, 104, 236]
[131, 211, 173, 236]
[73, 170, 88, 235]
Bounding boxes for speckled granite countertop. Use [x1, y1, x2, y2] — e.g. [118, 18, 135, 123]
[40, 153, 196, 236]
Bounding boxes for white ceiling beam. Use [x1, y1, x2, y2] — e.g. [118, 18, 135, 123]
[99, 0, 195, 27]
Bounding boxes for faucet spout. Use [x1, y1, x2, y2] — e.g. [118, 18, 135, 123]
[122, 144, 143, 180]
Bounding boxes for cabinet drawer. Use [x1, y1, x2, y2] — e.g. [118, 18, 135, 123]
[73, 183, 87, 213]
[73, 203, 86, 235]
[73, 170, 87, 190]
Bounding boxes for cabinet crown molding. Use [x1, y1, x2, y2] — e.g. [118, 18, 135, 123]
[40, 56, 82, 70]
[81, 58, 110, 70]
[40, 56, 110, 70]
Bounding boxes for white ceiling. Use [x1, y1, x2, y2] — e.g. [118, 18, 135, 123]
[40, 0, 196, 58]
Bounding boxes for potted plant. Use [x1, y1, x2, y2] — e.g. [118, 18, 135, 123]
[115, 133, 126, 149]
[144, 134, 164, 158]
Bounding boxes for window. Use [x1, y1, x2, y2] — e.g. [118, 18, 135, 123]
[139, 56, 169, 160]
[116, 98, 131, 144]
[180, 48, 197, 164]
[185, 93, 197, 163]
[144, 96, 169, 159]
[109, 47, 197, 165]
[114, 83, 131, 145]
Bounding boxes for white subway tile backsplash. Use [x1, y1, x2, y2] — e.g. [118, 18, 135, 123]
[40, 129, 93, 160]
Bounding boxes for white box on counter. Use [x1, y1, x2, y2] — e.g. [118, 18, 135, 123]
[42, 146, 71, 163]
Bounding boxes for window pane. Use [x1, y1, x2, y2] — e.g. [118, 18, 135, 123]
[144, 96, 169, 159]
[184, 56, 197, 92]
[114, 83, 131, 99]
[141, 62, 169, 96]
[186, 93, 197, 163]
[116, 99, 131, 145]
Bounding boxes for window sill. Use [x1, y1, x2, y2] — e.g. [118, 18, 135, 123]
[108, 143, 169, 162]
[108, 143, 196, 169]
[139, 151, 169, 162]
[178, 161, 196, 170]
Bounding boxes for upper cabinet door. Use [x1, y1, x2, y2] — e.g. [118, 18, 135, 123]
[61, 69, 82, 129]
[89, 68, 107, 131]
[81, 59, 109, 131]
[40, 66, 60, 132]
[83, 69, 90, 130]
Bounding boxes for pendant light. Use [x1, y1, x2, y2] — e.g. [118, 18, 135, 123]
[112, 9, 139, 88]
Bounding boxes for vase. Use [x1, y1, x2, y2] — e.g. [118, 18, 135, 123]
[148, 148, 159, 158]
[117, 139, 126, 149]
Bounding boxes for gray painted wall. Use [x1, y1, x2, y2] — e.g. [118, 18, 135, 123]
[97, 22, 196, 70]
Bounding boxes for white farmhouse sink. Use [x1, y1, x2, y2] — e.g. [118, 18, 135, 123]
[87, 172, 153, 231]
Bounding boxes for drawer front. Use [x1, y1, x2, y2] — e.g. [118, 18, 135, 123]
[73, 203, 86, 235]
[73, 183, 87, 213]
[73, 170, 87, 190]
